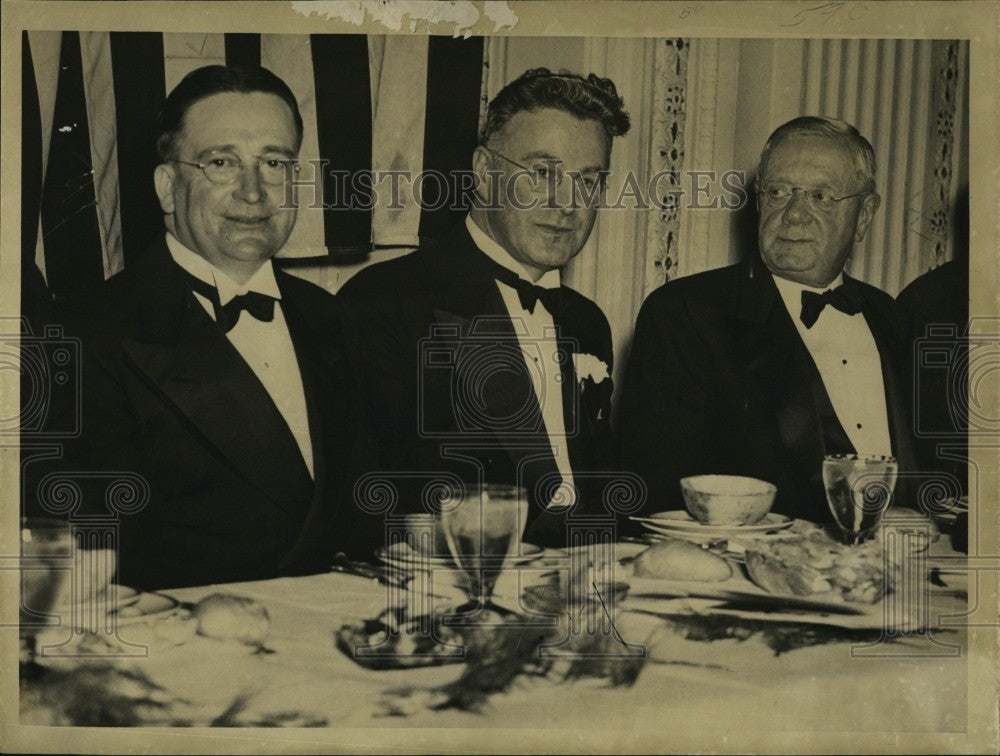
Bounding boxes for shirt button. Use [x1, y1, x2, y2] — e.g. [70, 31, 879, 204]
[842, 359, 848, 365]
[857, 423, 863, 429]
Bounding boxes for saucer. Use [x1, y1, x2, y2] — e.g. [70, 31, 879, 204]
[111, 592, 179, 625]
[633, 511, 793, 539]
[376, 542, 543, 571]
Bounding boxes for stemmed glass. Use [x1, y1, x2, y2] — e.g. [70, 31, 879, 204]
[823, 454, 898, 545]
[438, 483, 528, 619]
[20, 518, 72, 670]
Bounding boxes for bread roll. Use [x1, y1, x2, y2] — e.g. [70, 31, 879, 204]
[632, 539, 732, 581]
[193, 593, 270, 647]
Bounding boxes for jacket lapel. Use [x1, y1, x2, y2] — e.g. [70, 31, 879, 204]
[739, 264, 912, 485]
[737, 259, 830, 471]
[426, 230, 560, 492]
[120, 238, 314, 512]
[272, 278, 361, 567]
[546, 306, 610, 474]
[278, 277, 356, 491]
[850, 274, 918, 472]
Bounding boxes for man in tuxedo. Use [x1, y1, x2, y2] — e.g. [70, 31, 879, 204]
[64, 66, 371, 589]
[895, 187, 969, 497]
[339, 68, 630, 545]
[617, 116, 915, 525]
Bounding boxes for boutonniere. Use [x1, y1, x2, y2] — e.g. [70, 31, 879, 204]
[572, 353, 610, 385]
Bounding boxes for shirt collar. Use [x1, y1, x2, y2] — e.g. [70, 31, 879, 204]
[772, 271, 844, 319]
[465, 215, 562, 290]
[165, 232, 281, 305]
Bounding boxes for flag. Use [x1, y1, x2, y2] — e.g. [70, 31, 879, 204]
[22, 31, 486, 303]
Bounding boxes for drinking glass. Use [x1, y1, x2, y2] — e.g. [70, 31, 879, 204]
[438, 483, 527, 616]
[20, 518, 72, 667]
[823, 454, 898, 545]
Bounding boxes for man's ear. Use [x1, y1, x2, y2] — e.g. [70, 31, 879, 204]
[854, 191, 881, 243]
[153, 164, 176, 214]
[471, 146, 492, 205]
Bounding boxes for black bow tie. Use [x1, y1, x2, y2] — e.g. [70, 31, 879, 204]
[183, 271, 277, 332]
[486, 259, 569, 319]
[799, 283, 862, 328]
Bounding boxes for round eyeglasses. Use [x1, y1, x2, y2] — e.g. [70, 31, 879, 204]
[482, 146, 607, 195]
[757, 183, 868, 212]
[170, 152, 301, 185]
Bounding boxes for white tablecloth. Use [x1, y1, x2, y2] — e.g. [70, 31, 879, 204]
[18, 540, 981, 751]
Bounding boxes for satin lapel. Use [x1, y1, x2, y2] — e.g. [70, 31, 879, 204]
[548, 306, 604, 473]
[431, 306, 544, 443]
[120, 241, 313, 512]
[277, 279, 354, 493]
[556, 333, 583, 474]
[428, 233, 556, 481]
[272, 279, 357, 567]
[737, 264, 828, 468]
[852, 276, 918, 471]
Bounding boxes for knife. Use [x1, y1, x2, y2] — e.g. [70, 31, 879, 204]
[626, 587, 868, 616]
[330, 555, 412, 588]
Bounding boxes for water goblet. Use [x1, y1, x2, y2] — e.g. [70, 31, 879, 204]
[438, 483, 527, 619]
[19, 518, 72, 670]
[823, 454, 898, 545]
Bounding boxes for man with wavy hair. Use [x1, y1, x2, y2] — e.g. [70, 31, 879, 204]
[340, 68, 630, 545]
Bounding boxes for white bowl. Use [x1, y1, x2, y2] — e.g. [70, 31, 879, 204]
[680, 475, 777, 526]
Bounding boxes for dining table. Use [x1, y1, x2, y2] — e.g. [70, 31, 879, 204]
[13, 521, 991, 754]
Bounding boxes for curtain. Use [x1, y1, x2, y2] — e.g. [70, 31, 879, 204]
[678, 38, 968, 296]
[22, 31, 486, 303]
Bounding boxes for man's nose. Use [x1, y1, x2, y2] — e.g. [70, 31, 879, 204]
[234, 159, 265, 203]
[781, 189, 811, 223]
[552, 175, 578, 214]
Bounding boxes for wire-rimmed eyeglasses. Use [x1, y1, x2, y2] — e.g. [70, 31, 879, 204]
[170, 152, 301, 185]
[481, 146, 607, 195]
[757, 182, 869, 212]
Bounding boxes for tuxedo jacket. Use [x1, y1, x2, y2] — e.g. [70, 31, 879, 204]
[616, 257, 916, 525]
[895, 260, 968, 494]
[63, 236, 376, 589]
[338, 224, 615, 544]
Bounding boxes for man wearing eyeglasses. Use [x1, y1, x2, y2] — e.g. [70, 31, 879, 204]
[63, 66, 372, 588]
[617, 116, 915, 525]
[339, 68, 630, 545]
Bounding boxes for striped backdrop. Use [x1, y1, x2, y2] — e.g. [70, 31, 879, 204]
[22, 31, 486, 303]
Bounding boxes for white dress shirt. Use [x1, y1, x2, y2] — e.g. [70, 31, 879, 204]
[773, 273, 892, 456]
[166, 233, 314, 477]
[465, 216, 576, 505]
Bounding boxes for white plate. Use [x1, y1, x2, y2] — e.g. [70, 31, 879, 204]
[376, 542, 544, 571]
[622, 574, 893, 629]
[111, 592, 179, 625]
[622, 565, 965, 632]
[56, 584, 140, 613]
[633, 511, 793, 538]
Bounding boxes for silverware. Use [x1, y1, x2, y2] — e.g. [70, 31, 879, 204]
[627, 587, 867, 616]
[619, 535, 667, 546]
[330, 556, 412, 588]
